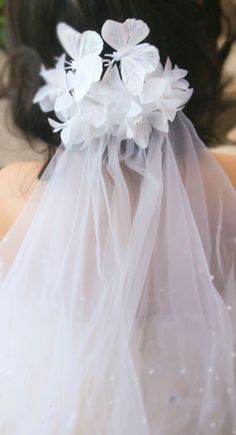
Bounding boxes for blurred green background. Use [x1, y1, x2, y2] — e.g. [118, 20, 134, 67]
[0, 0, 5, 49]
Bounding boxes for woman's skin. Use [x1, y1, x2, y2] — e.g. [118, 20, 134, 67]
[0, 148, 235, 241]
[0, 160, 44, 240]
[211, 146, 236, 187]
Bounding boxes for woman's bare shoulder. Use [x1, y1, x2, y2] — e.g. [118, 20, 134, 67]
[0, 159, 44, 176]
[210, 146, 236, 189]
[0, 160, 45, 198]
[0, 160, 45, 240]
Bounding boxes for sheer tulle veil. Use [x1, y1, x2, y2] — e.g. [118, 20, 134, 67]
[0, 18, 235, 435]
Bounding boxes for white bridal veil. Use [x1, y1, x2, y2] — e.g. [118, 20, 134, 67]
[0, 18, 235, 435]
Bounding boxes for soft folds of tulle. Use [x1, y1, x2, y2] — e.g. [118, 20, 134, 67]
[0, 112, 235, 435]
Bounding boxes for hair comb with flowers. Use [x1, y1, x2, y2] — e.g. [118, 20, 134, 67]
[34, 18, 193, 150]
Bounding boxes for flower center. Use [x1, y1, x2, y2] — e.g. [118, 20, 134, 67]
[112, 47, 133, 62]
[70, 59, 80, 71]
[133, 115, 143, 125]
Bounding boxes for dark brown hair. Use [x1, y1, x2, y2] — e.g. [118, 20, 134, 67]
[1, 0, 235, 177]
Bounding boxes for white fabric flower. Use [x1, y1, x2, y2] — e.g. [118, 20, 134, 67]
[102, 19, 160, 96]
[34, 19, 193, 150]
[33, 54, 74, 113]
[99, 66, 135, 125]
[100, 66, 151, 148]
[49, 92, 108, 149]
[49, 108, 89, 150]
[57, 23, 104, 101]
[140, 58, 194, 132]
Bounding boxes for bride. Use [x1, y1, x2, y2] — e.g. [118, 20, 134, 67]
[0, 0, 235, 434]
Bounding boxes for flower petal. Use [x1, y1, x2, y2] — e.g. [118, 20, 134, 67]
[82, 102, 107, 128]
[69, 114, 90, 145]
[121, 56, 146, 95]
[57, 23, 103, 61]
[57, 22, 83, 60]
[41, 69, 67, 89]
[134, 120, 152, 148]
[120, 45, 159, 95]
[79, 55, 103, 82]
[131, 44, 160, 73]
[149, 111, 169, 133]
[141, 78, 169, 104]
[55, 92, 74, 113]
[127, 100, 142, 118]
[33, 85, 51, 104]
[39, 96, 55, 113]
[73, 70, 93, 101]
[48, 118, 64, 133]
[61, 124, 72, 146]
[80, 31, 104, 57]
[55, 53, 66, 70]
[102, 19, 150, 50]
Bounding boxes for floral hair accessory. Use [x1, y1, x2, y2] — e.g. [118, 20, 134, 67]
[34, 19, 193, 150]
